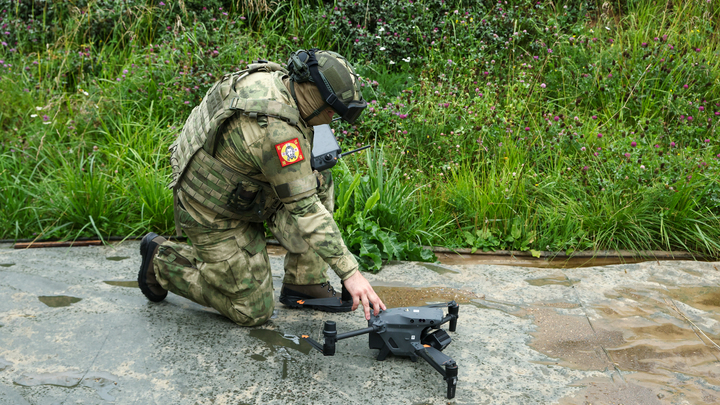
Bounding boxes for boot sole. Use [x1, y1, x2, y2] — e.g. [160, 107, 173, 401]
[138, 232, 168, 302]
[279, 294, 352, 313]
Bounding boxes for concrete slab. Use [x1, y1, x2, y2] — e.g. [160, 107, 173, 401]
[0, 242, 718, 404]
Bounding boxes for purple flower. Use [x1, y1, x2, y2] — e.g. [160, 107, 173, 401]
[700, 106, 705, 111]
[540, 83, 546, 88]
[662, 34, 667, 41]
[607, 73, 612, 78]
[695, 48, 701, 52]
[641, 42, 647, 47]
[654, 144, 660, 148]
[683, 84, 688, 89]
[597, 133, 602, 138]
[159, 1, 165, 5]
[547, 48, 553, 53]
[687, 116, 693, 121]
[670, 142, 676, 147]
[483, 71, 489, 75]
[42, 115, 49, 121]
[631, 141, 637, 147]
[525, 127, 530, 131]
[653, 37, 659, 41]
[705, 139, 711, 143]
[624, 153, 631, 158]
[608, 38, 614, 43]
[553, 116, 559, 121]
[591, 115, 597, 120]
[582, 166, 588, 171]
[581, 146, 586, 151]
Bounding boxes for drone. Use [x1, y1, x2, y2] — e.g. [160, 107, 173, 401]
[302, 301, 460, 399]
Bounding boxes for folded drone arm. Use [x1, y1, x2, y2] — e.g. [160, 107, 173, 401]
[412, 342, 458, 399]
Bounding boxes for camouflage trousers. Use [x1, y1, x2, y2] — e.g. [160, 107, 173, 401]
[153, 173, 334, 326]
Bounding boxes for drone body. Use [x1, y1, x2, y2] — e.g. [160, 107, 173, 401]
[303, 302, 459, 399]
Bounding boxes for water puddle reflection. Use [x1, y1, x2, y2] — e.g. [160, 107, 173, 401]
[248, 329, 311, 355]
[526, 276, 579, 287]
[418, 263, 460, 275]
[373, 286, 480, 308]
[38, 296, 82, 307]
[104, 280, 138, 288]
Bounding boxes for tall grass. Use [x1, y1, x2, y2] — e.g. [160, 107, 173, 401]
[0, 0, 718, 261]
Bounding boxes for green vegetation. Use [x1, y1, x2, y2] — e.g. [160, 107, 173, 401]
[1, 0, 719, 268]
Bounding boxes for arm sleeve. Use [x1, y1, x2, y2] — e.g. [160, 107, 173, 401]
[247, 117, 359, 280]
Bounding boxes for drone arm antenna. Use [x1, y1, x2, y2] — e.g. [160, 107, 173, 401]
[302, 324, 377, 355]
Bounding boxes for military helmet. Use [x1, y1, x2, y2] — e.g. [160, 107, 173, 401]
[286, 49, 367, 124]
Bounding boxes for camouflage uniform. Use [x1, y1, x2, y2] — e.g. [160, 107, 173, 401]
[153, 69, 359, 326]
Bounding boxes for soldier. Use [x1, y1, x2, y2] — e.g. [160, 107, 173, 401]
[137, 49, 386, 326]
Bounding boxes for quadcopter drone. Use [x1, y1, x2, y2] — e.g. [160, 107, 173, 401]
[302, 301, 460, 399]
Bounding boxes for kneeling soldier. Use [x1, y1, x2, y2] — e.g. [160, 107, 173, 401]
[137, 49, 386, 326]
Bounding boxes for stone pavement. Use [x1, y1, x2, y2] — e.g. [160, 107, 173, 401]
[0, 241, 718, 404]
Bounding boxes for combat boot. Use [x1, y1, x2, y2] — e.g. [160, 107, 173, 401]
[138, 232, 168, 302]
[279, 282, 352, 312]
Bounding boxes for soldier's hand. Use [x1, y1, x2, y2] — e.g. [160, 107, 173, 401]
[342, 271, 386, 320]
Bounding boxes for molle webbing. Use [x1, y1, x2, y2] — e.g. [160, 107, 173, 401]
[179, 149, 279, 221]
[229, 98, 300, 126]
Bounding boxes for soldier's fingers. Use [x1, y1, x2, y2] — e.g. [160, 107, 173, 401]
[370, 293, 384, 316]
[351, 293, 360, 312]
[362, 295, 371, 320]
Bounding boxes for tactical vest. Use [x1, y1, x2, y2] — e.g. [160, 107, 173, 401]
[168, 62, 301, 235]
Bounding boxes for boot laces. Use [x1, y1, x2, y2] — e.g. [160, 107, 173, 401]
[320, 282, 336, 296]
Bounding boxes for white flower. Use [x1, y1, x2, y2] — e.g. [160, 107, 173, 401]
[43, 121, 51, 125]
[378, 27, 385, 32]
[375, 36, 380, 39]
[389, 60, 395, 64]
[35, 106, 42, 110]
[379, 46, 386, 51]
[402, 57, 411, 62]
[605, 26, 611, 31]
[83, 91, 89, 96]
[30, 114, 37, 117]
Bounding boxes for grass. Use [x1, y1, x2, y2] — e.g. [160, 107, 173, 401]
[0, 0, 718, 264]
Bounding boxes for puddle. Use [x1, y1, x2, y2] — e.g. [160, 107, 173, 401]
[663, 286, 720, 311]
[14, 371, 118, 400]
[250, 354, 267, 362]
[105, 256, 130, 261]
[418, 263, 460, 275]
[248, 329, 311, 355]
[0, 358, 12, 371]
[559, 377, 663, 405]
[104, 280, 138, 288]
[0, 263, 15, 267]
[38, 296, 82, 307]
[372, 286, 480, 308]
[526, 276, 579, 287]
[436, 253, 651, 268]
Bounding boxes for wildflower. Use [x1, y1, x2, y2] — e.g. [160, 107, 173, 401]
[670, 142, 676, 147]
[624, 153, 631, 158]
[631, 141, 637, 147]
[591, 115, 597, 120]
[553, 116, 559, 121]
[597, 133, 602, 138]
[640, 165, 645, 169]
[641, 42, 647, 48]
[581, 147, 586, 151]
[653, 37, 659, 41]
[540, 83, 546, 88]
[695, 48, 701, 52]
[547, 48, 553, 53]
[582, 166, 588, 171]
[184, 101, 190, 104]
[379, 47, 386, 51]
[683, 84, 688, 89]
[525, 127, 530, 131]
[607, 73, 612, 78]
[687, 116, 693, 121]
[654, 144, 660, 148]
[159, 1, 165, 5]
[705, 139, 711, 143]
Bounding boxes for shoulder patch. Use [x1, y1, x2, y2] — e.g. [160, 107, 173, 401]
[275, 138, 305, 167]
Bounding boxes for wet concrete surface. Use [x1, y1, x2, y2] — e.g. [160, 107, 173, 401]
[0, 242, 719, 404]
